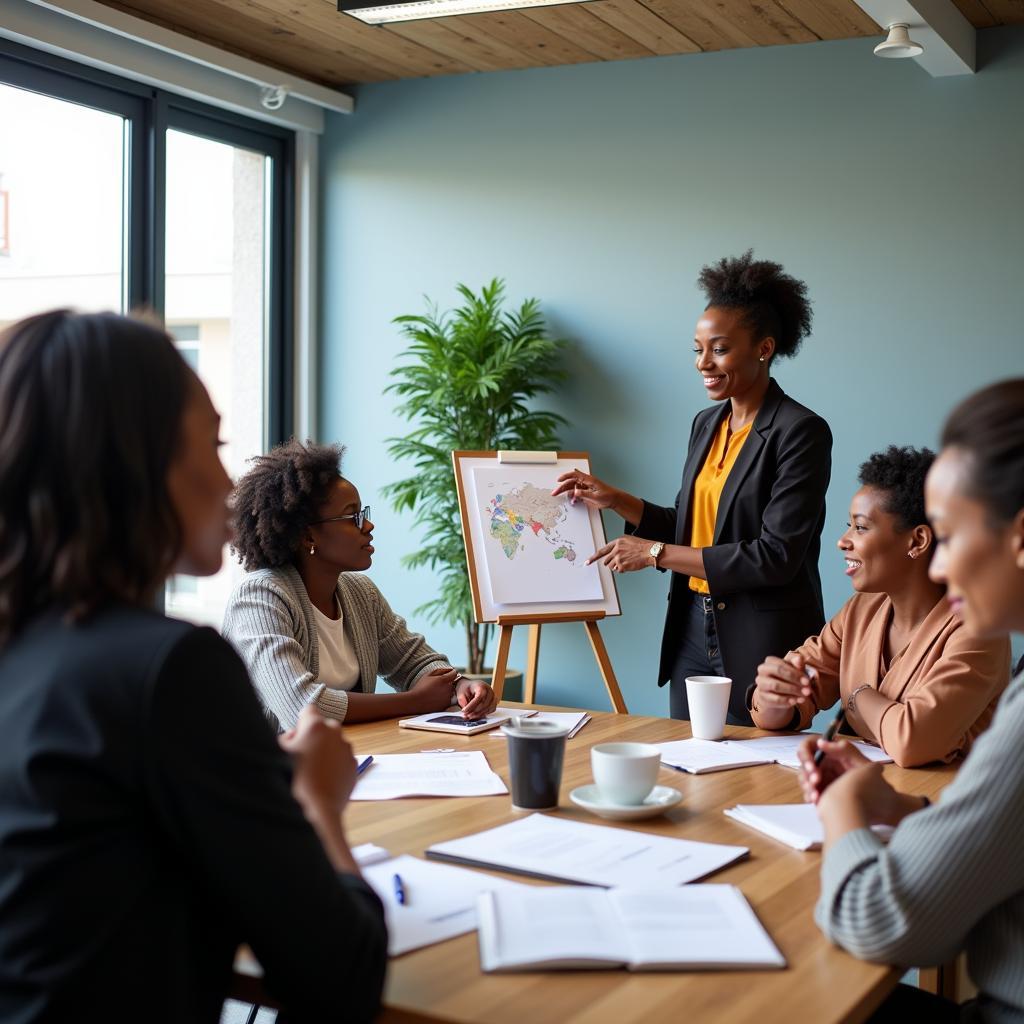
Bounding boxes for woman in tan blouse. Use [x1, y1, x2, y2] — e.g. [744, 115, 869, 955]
[750, 445, 1009, 767]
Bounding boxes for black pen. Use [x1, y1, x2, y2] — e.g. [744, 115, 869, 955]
[813, 707, 846, 767]
[393, 873, 407, 906]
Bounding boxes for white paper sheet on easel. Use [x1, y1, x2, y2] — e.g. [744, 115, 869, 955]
[362, 854, 530, 955]
[472, 466, 603, 604]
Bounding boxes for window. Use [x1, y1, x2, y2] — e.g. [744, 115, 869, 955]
[0, 39, 294, 627]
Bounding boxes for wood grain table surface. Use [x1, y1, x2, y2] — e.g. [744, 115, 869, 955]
[326, 704, 956, 1024]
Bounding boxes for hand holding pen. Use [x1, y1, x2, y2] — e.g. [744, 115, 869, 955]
[797, 705, 872, 804]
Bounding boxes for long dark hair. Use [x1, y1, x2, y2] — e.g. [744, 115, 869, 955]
[941, 379, 1024, 524]
[0, 309, 191, 646]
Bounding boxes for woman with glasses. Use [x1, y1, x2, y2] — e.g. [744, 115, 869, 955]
[223, 439, 497, 730]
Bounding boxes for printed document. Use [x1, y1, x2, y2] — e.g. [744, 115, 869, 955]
[351, 751, 508, 800]
[426, 813, 747, 887]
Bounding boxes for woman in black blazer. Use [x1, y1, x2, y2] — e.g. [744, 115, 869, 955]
[555, 252, 832, 724]
[0, 310, 386, 1023]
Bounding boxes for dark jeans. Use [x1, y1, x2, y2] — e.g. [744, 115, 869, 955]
[668, 590, 735, 722]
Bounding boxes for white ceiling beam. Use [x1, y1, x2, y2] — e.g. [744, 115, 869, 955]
[852, 0, 975, 76]
[2, 0, 353, 128]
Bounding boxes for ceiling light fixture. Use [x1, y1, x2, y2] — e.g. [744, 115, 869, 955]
[874, 23, 924, 59]
[339, 0, 585, 25]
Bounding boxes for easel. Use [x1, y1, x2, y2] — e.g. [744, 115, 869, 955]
[489, 610, 628, 713]
[453, 449, 628, 715]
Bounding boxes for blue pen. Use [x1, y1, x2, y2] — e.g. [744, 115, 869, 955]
[393, 873, 407, 906]
[356, 755, 373, 775]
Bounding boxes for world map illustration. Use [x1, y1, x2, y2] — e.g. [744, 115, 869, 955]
[485, 484, 579, 564]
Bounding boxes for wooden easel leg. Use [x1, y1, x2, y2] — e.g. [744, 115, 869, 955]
[584, 620, 628, 714]
[490, 624, 514, 703]
[525, 624, 541, 704]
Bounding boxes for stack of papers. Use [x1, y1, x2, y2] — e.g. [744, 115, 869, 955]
[350, 751, 508, 800]
[659, 734, 893, 775]
[724, 803, 894, 851]
[426, 813, 748, 887]
[477, 884, 785, 972]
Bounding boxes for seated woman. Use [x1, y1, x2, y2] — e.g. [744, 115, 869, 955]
[0, 310, 386, 1022]
[223, 439, 497, 730]
[798, 379, 1024, 1022]
[749, 445, 1009, 766]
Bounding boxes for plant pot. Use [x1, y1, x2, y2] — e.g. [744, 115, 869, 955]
[458, 668, 524, 704]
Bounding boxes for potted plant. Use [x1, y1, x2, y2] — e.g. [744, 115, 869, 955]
[383, 279, 568, 681]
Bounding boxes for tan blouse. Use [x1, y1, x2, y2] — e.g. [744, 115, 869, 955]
[751, 591, 1010, 767]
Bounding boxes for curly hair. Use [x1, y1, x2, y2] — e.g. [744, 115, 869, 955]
[0, 309, 190, 647]
[942, 379, 1024, 525]
[858, 445, 936, 532]
[231, 439, 345, 570]
[697, 250, 813, 360]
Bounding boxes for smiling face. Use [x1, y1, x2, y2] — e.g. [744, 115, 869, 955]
[306, 477, 375, 572]
[837, 485, 926, 594]
[692, 306, 773, 403]
[166, 376, 233, 577]
[926, 448, 1024, 637]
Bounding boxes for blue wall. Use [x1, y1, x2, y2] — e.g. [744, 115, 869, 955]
[319, 26, 1024, 718]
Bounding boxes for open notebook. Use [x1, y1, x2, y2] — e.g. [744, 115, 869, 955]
[477, 885, 786, 972]
[659, 735, 893, 775]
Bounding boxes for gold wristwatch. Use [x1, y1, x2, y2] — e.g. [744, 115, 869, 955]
[649, 541, 665, 568]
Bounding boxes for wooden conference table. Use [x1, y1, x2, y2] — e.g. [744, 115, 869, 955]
[236, 704, 957, 1024]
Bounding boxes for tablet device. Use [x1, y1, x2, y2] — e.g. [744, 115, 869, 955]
[399, 712, 505, 736]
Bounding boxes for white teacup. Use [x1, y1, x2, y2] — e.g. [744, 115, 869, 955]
[591, 742, 661, 805]
[685, 675, 732, 740]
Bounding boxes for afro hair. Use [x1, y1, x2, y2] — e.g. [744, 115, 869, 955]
[230, 439, 345, 571]
[857, 445, 936, 532]
[697, 250, 813, 360]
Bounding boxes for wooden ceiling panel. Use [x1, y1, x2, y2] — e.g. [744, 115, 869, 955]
[950, 0, 998, 26]
[449, 11, 602, 65]
[970, 0, 1024, 25]
[94, 0, 1022, 89]
[384, 17, 554, 70]
[775, 0, 879, 38]
[584, 0, 701, 57]
[518, 5, 658, 60]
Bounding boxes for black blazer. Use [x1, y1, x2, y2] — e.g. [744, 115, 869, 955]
[630, 378, 832, 724]
[0, 605, 386, 1024]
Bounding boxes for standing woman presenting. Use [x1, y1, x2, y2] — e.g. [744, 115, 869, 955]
[554, 252, 832, 724]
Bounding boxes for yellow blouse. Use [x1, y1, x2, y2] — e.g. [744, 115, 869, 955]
[688, 416, 753, 594]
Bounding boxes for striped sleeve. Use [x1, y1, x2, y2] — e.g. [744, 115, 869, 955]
[222, 579, 350, 729]
[816, 674, 1024, 979]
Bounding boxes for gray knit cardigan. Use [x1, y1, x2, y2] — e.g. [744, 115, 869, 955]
[221, 564, 449, 730]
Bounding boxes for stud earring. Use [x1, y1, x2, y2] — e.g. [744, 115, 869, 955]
[908, 551, 917, 559]
[309, 543, 316, 556]
[759, 356, 765, 363]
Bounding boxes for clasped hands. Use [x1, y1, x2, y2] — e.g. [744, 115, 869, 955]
[411, 666, 497, 719]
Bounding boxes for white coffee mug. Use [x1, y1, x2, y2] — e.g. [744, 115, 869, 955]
[590, 742, 661, 805]
[685, 675, 732, 740]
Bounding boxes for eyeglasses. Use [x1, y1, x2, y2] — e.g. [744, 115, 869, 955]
[312, 506, 371, 530]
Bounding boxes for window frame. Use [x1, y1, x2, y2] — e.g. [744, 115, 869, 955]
[0, 36, 295, 445]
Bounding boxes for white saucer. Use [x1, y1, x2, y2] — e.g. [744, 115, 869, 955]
[569, 784, 683, 821]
